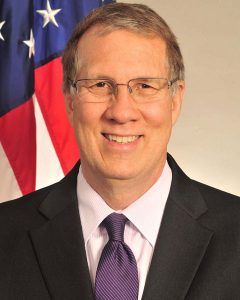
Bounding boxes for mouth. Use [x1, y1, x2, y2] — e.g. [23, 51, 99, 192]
[102, 133, 142, 144]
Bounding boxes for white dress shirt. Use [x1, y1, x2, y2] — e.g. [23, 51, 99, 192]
[77, 160, 172, 300]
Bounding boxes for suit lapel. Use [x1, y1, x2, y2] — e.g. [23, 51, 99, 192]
[30, 163, 94, 300]
[29, 156, 214, 299]
[142, 155, 214, 300]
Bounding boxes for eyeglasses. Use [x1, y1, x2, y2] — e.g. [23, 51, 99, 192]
[69, 77, 178, 103]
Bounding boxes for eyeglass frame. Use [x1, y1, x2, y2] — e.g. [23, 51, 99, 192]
[68, 77, 178, 101]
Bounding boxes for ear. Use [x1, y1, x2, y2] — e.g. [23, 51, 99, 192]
[171, 80, 185, 126]
[64, 93, 74, 127]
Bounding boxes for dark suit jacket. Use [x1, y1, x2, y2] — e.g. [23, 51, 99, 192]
[1, 154, 240, 299]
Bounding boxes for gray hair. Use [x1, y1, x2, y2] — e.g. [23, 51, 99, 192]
[62, 2, 185, 94]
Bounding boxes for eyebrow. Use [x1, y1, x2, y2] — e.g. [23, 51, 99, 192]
[79, 75, 165, 81]
[86, 74, 114, 80]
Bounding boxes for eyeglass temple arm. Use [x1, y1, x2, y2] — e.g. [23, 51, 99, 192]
[67, 77, 77, 89]
[169, 78, 178, 87]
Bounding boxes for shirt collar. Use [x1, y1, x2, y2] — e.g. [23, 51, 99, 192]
[77, 161, 172, 248]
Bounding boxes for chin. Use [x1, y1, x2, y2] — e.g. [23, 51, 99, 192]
[99, 166, 139, 181]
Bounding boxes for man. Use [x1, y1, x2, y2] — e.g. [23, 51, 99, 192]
[1, 3, 240, 299]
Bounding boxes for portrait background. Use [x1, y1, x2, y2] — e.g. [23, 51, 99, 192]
[0, 1, 239, 202]
[121, 0, 240, 196]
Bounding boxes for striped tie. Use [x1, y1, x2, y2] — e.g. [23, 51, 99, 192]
[95, 213, 139, 300]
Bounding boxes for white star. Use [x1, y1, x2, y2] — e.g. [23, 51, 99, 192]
[0, 21, 6, 41]
[37, 0, 62, 28]
[23, 29, 35, 58]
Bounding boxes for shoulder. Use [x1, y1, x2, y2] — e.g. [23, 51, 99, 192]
[0, 182, 54, 220]
[168, 153, 240, 221]
[0, 183, 56, 257]
[0, 160, 79, 232]
[192, 180, 240, 230]
[193, 180, 240, 210]
[0, 160, 80, 222]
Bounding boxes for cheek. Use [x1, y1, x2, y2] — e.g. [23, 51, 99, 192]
[141, 101, 173, 153]
[141, 100, 173, 129]
[72, 102, 98, 129]
[72, 103, 105, 148]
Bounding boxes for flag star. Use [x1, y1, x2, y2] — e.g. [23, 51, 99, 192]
[37, 0, 62, 28]
[0, 21, 6, 41]
[23, 29, 35, 58]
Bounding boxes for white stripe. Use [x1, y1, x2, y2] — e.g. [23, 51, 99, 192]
[0, 142, 22, 202]
[33, 94, 64, 190]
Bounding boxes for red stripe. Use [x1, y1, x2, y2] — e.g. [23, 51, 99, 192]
[0, 99, 36, 195]
[34, 57, 79, 174]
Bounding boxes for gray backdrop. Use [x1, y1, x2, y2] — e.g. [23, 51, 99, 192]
[120, 0, 240, 196]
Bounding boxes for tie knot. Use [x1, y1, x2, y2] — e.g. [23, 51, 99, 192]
[103, 213, 127, 242]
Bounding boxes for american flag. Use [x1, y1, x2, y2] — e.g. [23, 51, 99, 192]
[0, 0, 114, 202]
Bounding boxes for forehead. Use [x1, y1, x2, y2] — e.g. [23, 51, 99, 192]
[76, 26, 168, 78]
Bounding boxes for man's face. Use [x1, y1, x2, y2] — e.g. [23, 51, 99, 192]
[66, 28, 184, 186]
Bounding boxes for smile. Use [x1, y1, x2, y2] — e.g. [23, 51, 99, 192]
[103, 134, 141, 144]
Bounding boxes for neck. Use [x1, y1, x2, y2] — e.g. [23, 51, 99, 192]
[82, 159, 166, 210]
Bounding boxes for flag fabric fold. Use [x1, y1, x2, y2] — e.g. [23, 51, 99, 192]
[0, 0, 115, 202]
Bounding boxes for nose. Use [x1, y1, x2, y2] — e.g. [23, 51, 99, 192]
[114, 83, 133, 95]
[104, 85, 140, 124]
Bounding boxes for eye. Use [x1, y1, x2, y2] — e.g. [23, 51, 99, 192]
[89, 81, 113, 90]
[135, 82, 156, 90]
[87, 80, 113, 96]
[139, 83, 153, 89]
[95, 81, 109, 88]
[88, 81, 111, 91]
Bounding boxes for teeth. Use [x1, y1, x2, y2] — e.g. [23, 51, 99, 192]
[105, 134, 140, 144]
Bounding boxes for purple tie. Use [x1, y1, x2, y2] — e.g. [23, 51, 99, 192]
[94, 213, 139, 300]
